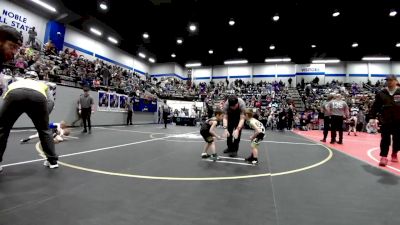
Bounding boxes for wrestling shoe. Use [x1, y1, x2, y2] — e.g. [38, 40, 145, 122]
[210, 154, 220, 161]
[43, 160, 59, 169]
[201, 153, 210, 159]
[379, 157, 388, 167]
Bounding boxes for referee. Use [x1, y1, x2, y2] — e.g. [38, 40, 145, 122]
[370, 74, 400, 166]
[78, 86, 94, 133]
[223, 95, 246, 157]
[327, 94, 349, 144]
[320, 94, 334, 142]
[0, 78, 59, 171]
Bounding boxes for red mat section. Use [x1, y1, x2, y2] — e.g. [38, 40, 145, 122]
[293, 130, 400, 176]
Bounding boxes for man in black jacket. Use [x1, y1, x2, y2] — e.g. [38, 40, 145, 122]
[370, 74, 400, 166]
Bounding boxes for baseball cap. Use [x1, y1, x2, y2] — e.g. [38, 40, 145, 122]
[0, 25, 23, 45]
[385, 74, 397, 80]
[228, 95, 238, 106]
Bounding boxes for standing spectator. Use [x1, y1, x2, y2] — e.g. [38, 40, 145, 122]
[101, 65, 111, 87]
[278, 108, 287, 131]
[328, 94, 349, 144]
[286, 105, 294, 130]
[369, 75, 400, 166]
[78, 86, 94, 133]
[126, 97, 133, 125]
[158, 106, 162, 124]
[288, 77, 293, 88]
[27, 27, 37, 46]
[222, 95, 246, 157]
[357, 108, 365, 132]
[162, 100, 170, 129]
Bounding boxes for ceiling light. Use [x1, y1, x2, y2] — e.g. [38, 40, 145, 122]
[269, 45, 275, 50]
[107, 36, 118, 44]
[362, 56, 391, 61]
[352, 42, 358, 48]
[311, 45, 316, 48]
[149, 58, 155, 63]
[390, 10, 397, 17]
[312, 59, 341, 64]
[177, 39, 183, 44]
[396, 43, 400, 47]
[99, 2, 108, 10]
[171, 53, 176, 58]
[273, 15, 279, 21]
[138, 52, 146, 58]
[265, 58, 291, 62]
[332, 11, 340, 17]
[30, 0, 57, 12]
[237, 47, 243, 52]
[185, 63, 202, 67]
[189, 24, 197, 32]
[209, 49, 214, 54]
[143, 33, 149, 39]
[90, 27, 102, 36]
[224, 60, 248, 65]
[229, 19, 235, 26]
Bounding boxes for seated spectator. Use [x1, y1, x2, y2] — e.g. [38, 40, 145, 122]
[366, 119, 379, 134]
[15, 56, 27, 70]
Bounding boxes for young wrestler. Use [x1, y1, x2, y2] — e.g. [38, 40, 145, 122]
[200, 109, 224, 161]
[21, 121, 70, 143]
[244, 109, 266, 164]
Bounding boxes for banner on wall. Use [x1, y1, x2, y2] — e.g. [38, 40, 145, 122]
[0, 8, 32, 31]
[296, 64, 325, 74]
[98, 91, 157, 112]
[0, 2, 46, 44]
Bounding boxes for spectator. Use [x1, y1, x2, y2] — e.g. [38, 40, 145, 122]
[27, 27, 37, 46]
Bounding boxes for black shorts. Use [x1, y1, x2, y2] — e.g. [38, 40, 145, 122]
[200, 129, 214, 143]
[251, 133, 265, 146]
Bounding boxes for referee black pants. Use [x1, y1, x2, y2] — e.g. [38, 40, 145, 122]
[330, 115, 343, 142]
[380, 124, 400, 157]
[226, 120, 242, 153]
[81, 108, 92, 131]
[322, 116, 331, 140]
[0, 89, 58, 164]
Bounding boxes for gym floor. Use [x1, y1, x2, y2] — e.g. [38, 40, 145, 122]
[0, 125, 399, 225]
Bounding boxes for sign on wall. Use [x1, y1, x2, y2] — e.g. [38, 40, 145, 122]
[296, 64, 325, 74]
[0, 1, 47, 43]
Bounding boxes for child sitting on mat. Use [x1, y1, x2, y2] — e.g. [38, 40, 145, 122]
[200, 109, 224, 161]
[21, 121, 70, 144]
[244, 109, 266, 165]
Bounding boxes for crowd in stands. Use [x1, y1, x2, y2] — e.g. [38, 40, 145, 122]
[1, 39, 391, 135]
[294, 77, 390, 133]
